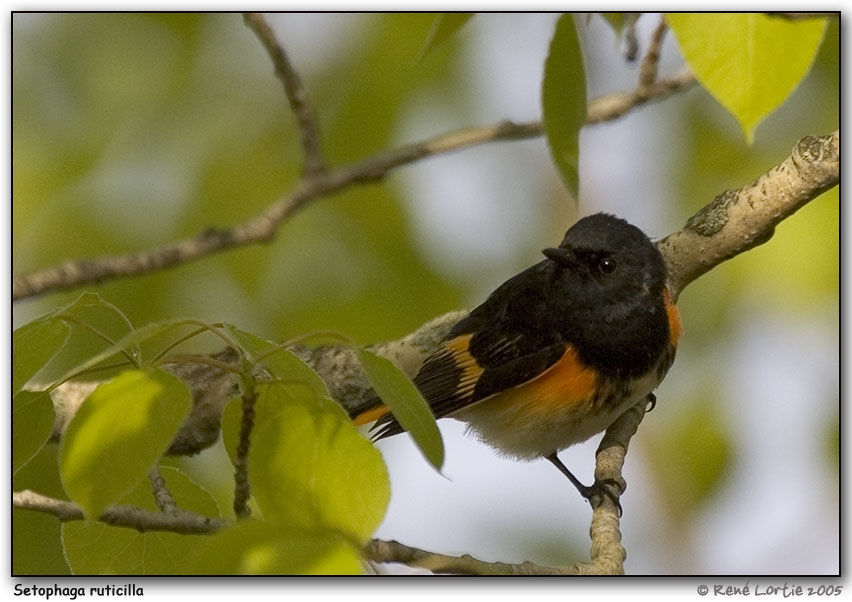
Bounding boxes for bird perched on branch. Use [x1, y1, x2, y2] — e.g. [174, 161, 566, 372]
[351, 213, 682, 508]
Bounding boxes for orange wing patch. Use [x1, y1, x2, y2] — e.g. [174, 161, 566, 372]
[353, 334, 485, 429]
[442, 334, 485, 399]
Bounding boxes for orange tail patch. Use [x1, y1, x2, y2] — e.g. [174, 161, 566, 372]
[352, 403, 391, 427]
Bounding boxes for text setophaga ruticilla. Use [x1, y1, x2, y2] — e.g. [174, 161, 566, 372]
[351, 213, 682, 507]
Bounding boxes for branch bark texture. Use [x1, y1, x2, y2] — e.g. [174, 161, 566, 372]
[661, 130, 839, 301]
[13, 489, 226, 535]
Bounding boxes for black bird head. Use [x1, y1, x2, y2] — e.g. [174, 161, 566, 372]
[542, 212, 667, 300]
[540, 213, 671, 377]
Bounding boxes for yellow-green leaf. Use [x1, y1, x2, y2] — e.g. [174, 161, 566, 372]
[189, 521, 362, 575]
[13, 390, 55, 474]
[30, 293, 138, 385]
[542, 14, 587, 200]
[13, 445, 71, 574]
[62, 466, 221, 574]
[59, 368, 191, 518]
[56, 292, 135, 349]
[13, 316, 70, 393]
[666, 13, 828, 142]
[247, 382, 389, 543]
[357, 348, 444, 471]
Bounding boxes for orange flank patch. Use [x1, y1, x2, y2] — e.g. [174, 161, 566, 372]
[664, 288, 683, 346]
[352, 403, 390, 427]
[481, 345, 599, 421]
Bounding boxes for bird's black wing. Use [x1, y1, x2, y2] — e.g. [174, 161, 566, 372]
[370, 260, 570, 438]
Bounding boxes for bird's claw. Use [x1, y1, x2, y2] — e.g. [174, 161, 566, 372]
[578, 477, 625, 516]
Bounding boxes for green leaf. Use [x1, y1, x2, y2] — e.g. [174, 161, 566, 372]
[666, 13, 828, 142]
[542, 14, 587, 200]
[248, 382, 389, 543]
[59, 368, 191, 518]
[420, 13, 474, 59]
[62, 466, 221, 574]
[14, 507, 71, 574]
[356, 348, 445, 471]
[30, 293, 138, 385]
[189, 520, 362, 575]
[56, 292, 135, 347]
[13, 316, 70, 393]
[13, 390, 56, 474]
[13, 446, 71, 575]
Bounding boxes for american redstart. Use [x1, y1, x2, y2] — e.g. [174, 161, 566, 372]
[351, 213, 682, 507]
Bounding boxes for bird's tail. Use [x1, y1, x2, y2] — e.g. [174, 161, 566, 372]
[348, 394, 404, 441]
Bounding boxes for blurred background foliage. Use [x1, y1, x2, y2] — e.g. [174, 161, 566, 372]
[12, 13, 838, 574]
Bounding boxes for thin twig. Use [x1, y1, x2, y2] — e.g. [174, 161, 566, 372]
[638, 17, 667, 90]
[620, 13, 640, 62]
[149, 466, 179, 515]
[232, 388, 258, 518]
[12, 71, 695, 302]
[243, 13, 325, 177]
[587, 68, 694, 124]
[13, 489, 225, 535]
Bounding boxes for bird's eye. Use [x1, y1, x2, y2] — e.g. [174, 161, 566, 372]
[598, 257, 617, 274]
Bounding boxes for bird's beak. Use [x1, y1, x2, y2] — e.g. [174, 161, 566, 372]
[542, 246, 574, 266]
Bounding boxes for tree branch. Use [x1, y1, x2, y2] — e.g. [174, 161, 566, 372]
[364, 539, 573, 575]
[12, 69, 695, 302]
[13, 489, 226, 535]
[585, 401, 648, 572]
[587, 68, 693, 124]
[661, 130, 839, 301]
[13, 484, 619, 574]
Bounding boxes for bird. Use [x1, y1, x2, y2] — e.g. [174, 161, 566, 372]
[350, 212, 682, 508]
